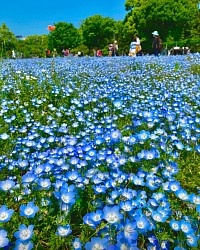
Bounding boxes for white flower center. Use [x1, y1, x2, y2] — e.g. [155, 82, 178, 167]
[92, 244, 104, 250]
[20, 229, 31, 240]
[106, 212, 118, 223]
[25, 208, 34, 216]
[0, 212, 8, 221]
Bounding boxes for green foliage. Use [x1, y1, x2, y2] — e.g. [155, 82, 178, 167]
[17, 35, 48, 58]
[124, 0, 200, 52]
[48, 22, 81, 54]
[0, 23, 17, 58]
[80, 15, 117, 51]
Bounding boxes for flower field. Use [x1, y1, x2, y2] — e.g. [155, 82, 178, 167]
[0, 55, 200, 249]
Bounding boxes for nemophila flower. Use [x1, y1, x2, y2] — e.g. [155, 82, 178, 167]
[119, 200, 134, 212]
[56, 224, 72, 237]
[148, 234, 159, 248]
[72, 237, 82, 249]
[22, 173, 36, 184]
[168, 180, 181, 192]
[14, 240, 34, 250]
[93, 184, 107, 194]
[0, 179, 15, 191]
[18, 159, 29, 169]
[121, 188, 136, 200]
[180, 220, 194, 234]
[175, 188, 189, 201]
[174, 141, 184, 150]
[135, 215, 151, 232]
[186, 233, 198, 247]
[160, 240, 170, 250]
[137, 130, 150, 141]
[14, 224, 34, 242]
[90, 210, 103, 225]
[103, 205, 123, 224]
[0, 132, 10, 140]
[85, 237, 109, 250]
[0, 205, 14, 222]
[110, 129, 122, 141]
[56, 187, 76, 205]
[151, 210, 166, 223]
[0, 229, 9, 248]
[122, 219, 138, 243]
[113, 99, 122, 109]
[132, 175, 145, 186]
[188, 193, 200, 205]
[20, 201, 39, 218]
[37, 178, 51, 189]
[169, 219, 181, 231]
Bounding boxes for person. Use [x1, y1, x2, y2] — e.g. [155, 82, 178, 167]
[113, 40, 118, 56]
[158, 35, 163, 54]
[12, 50, 16, 59]
[129, 39, 137, 56]
[135, 34, 141, 55]
[46, 49, 51, 58]
[97, 49, 103, 57]
[108, 43, 114, 56]
[152, 31, 159, 56]
[52, 48, 57, 57]
[62, 48, 66, 57]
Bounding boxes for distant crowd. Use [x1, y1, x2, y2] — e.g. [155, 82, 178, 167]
[11, 30, 192, 59]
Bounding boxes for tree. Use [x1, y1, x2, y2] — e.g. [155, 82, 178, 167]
[47, 22, 81, 54]
[124, 0, 200, 52]
[0, 23, 17, 58]
[16, 35, 48, 58]
[80, 15, 117, 52]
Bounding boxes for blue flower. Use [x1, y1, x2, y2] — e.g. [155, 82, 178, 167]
[123, 219, 138, 243]
[175, 188, 189, 201]
[137, 130, 150, 141]
[14, 224, 34, 242]
[119, 200, 134, 212]
[180, 220, 194, 234]
[135, 215, 151, 232]
[72, 237, 82, 249]
[102, 205, 123, 224]
[56, 224, 72, 237]
[110, 129, 122, 141]
[0, 205, 14, 222]
[0, 229, 9, 248]
[0, 179, 15, 191]
[186, 233, 198, 247]
[169, 219, 181, 231]
[20, 201, 39, 218]
[14, 240, 34, 250]
[85, 237, 109, 250]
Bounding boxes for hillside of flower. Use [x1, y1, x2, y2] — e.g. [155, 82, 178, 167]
[0, 55, 200, 249]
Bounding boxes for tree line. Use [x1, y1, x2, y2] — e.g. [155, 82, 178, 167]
[0, 0, 200, 58]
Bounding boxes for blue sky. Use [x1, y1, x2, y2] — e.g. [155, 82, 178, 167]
[0, 0, 127, 37]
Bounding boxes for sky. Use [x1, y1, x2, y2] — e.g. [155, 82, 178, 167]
[0, 0, 127, 38]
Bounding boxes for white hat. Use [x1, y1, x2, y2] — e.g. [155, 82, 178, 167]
[152, 31, 159, 36]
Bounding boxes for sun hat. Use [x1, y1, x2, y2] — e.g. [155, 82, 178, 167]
[152, 31, 159, 36]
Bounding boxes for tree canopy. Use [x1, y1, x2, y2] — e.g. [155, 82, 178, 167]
[0, 0, 200, 57]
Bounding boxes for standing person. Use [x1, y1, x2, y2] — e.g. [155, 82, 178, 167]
[129, 39, 137, 57]
[113, 40, 118, 56]
[12, 50, 16, 59]
[108, 43, 114, 56]
[152, 31, 159, 56]
[135, 34, 141, 55]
